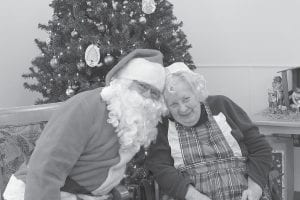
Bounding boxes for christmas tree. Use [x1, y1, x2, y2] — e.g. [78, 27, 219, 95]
[22, 0, 194, 197]
[23, 0, 194, 104]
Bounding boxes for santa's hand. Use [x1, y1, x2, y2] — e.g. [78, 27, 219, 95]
[241, 177, 262, 200]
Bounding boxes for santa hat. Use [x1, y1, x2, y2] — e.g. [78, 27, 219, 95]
[105, 49, 165, 92]
[165, 62, 196, 75]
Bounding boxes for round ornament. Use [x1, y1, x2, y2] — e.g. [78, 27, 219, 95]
[53, 14, 59, 21]
[77, 59, 85, 70]
[46, 37, 51, 45]
[104, 54, 115, 66]
[85, 44, 101, 67]
[130, 19, 136, 24]
[142, 0, 156, 14]
[96, 23, 106, 32]
[46, 89, 51, 95]
[71, 29, 78, 37]
[66, 86, 75, 97]
[50, 56, 59, 68]
[139, 16, 147, 24]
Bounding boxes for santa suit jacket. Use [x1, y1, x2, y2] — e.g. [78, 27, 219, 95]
[25, 87, 122, 200]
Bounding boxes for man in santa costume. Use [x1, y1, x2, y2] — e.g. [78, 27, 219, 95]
[3, 49, 167, 200]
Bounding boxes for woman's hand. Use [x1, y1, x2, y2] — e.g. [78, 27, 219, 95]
[185, 185, 212, 200]
[241, 177, 262, 200]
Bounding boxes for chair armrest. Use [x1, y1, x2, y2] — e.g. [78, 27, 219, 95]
[111, 185, 130, 200]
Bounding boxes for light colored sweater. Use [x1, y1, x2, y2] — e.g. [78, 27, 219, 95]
[146, 95, 273, 200]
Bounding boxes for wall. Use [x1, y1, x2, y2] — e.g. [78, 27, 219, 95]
[0, 0, 51, 108]
[170, 0, 300, 66]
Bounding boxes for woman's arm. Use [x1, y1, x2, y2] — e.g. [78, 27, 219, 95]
[145, 118, 193, 200]
[219, 96, 273, 189]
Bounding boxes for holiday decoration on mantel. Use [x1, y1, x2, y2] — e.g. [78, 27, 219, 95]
[267, 66, 300, 118]
[22, 0, 195, 192]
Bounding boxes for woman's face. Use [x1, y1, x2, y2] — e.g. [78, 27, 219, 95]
[165, 79, 201, 127]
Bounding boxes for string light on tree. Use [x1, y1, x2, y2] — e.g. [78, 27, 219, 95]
[66, 85, 75, 96]
[102, 2, 108, 8]
[112, 0, 118, 10]
[77, 59, 85, 70]
[130, 19, 137, 24]
[59, 52, 64, 58]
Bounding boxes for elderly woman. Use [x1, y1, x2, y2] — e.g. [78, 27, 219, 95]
[146, 63, 273, 200]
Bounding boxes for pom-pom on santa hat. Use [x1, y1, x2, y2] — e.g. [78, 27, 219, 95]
[105, 49, 165, 92]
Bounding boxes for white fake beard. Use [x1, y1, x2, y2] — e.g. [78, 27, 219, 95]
[101, 79, 167, 152]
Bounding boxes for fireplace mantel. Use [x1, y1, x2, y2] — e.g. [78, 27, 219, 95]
[252, 111, 300, 200]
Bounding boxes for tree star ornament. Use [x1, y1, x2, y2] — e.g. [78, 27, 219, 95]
[142, 0, 156, 14]
[85, 44, 101, 67]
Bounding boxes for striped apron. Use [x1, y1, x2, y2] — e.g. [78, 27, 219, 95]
[175, 103, 247, 200]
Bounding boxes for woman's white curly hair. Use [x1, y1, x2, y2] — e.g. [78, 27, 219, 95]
[164, 62, 208, 102]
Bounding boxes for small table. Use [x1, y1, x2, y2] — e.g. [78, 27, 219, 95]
[252, 110, 300, 200]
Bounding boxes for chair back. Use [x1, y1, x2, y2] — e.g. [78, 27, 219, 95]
[0, 103, 61, 199]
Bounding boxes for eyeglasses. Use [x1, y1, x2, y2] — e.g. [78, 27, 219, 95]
[131, 81, 161, 100]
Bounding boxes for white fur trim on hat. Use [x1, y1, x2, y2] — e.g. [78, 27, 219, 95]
[116, 58, 165, 92]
